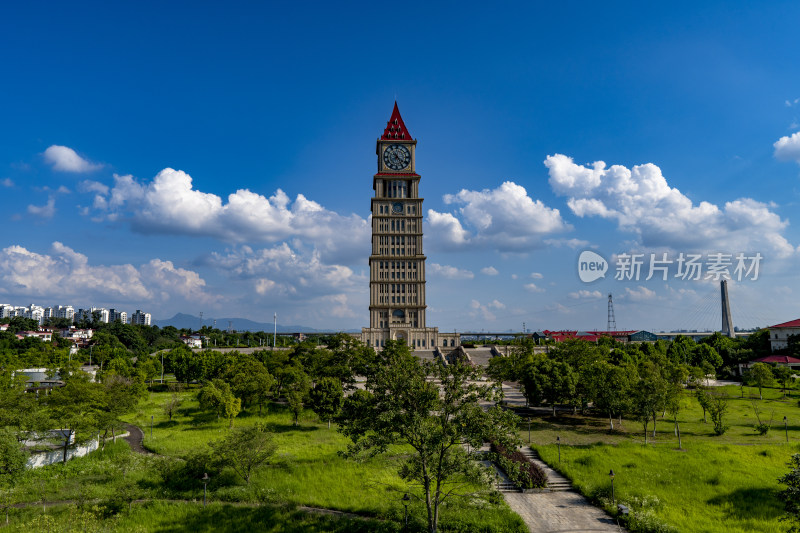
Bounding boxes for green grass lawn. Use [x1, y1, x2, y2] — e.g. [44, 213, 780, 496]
[3, 387, 525, 533]
[526, 384, 800, 533]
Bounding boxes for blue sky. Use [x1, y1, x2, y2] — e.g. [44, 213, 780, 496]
[2, 1, 799, 332]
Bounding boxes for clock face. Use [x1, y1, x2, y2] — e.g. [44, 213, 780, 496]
[383, 144, 411, 171]
[392, 202, 404, 214]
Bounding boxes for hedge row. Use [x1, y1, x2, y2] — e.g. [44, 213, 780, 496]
[490, 441, 548, 489]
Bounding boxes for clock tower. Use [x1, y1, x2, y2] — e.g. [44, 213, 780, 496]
[362, 103, 459, 350]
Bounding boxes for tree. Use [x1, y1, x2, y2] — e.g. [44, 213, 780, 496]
[166, 345, 203, 384]
[163, 393, 182, 422]
[666, 383, 685, 449]
[632, 369, 661, 445]
[520, 356, 577, 416]
[209, 424, 277, 484]
[198, 379, 241, 427]
[779, 453, 800, 532]
[708, 390, 729, 436]
[0, 428, 26, 486]
[696, 387, 711, 423]
[745, 362, 775, 400]
[585, 360, 636, 430]
[45, 372, 104, 463]
[280, 365, 310, 426]
[692, 344, 723, 371]
[136, 356, 162, 385]
[789, 335, 800, 358]
[6, 316, 38, 334]
[774, 365, 794, 399]
[98, 374, 140, 449]
[228, 357, 274, 413]
[309, 377, 344, 428]
[666, 335, 695, 365]
[337, 340, 518, 533]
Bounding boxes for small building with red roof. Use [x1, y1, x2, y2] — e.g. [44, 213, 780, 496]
[769, 318, 800, 352]
[738, 354, 800, 376]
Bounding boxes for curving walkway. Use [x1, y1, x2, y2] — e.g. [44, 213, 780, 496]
[123, 423, 154, 455]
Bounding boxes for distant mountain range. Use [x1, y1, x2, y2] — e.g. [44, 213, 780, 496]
[153, 313, 358, 334]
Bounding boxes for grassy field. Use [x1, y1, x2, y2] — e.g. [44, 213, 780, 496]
[4, 386, 525, 533]
[527, 384, 799, 533]
[5, 501, 398, 533]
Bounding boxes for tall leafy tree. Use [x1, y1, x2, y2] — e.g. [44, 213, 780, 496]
[774, 365, 794, 399]
[281, 365, 310, 426]
[520, 356, 577, 416]
[45, 372, 104, 463]
[745, 363, 775, 400]
[585, 360, 636, 430]
[338, 340, 518, 533]
[198, 379, 241, 427]
[309, 377, 344, 428]
[228, 357, 274, 413]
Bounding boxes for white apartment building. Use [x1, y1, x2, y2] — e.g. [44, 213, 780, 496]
[45, 305, 75, 321]
[108, 309, 128, 324]
[76, 308, 110, 323]
[3, 303, 151, 327]
[131, 310, 151, 326]
[22, 305, 45, 325]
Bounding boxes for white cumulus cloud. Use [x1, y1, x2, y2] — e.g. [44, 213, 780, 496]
[427, 181, 571, 252]
[428, 263, 474, 280]
[624, 285, 657, 301]
[469, 299, 497, 321]
[774, 132, 800, 163]
[0, 242, 220, 306]
[524, 283, 545, 293]
[568, 289, 603, 299]
[481, 266, 499, 276]
[27, 196, 56, 218]
[43, 145, 102, 173]
[1, 178, 13, 187]
[91, 169, 369, 264]
[205, 244, 359, 301]
[545, 154, 795, 258]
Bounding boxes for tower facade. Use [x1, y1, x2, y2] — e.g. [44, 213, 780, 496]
[361, 104, 458, 350]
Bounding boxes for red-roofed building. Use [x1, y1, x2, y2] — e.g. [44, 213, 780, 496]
[769, 318, 800, 352]
[541, 330, 641, 344]
[738, 354, 800, 375]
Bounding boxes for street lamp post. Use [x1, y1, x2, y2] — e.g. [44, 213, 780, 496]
[202, 472, 210, 507]
[557, 436, 561, 463]
[401, 493, 410, 531]
[609, 469, 615, 505]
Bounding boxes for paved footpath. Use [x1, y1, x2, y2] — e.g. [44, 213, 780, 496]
[504, 490, 623, 533]
[502, 446, 625, 533]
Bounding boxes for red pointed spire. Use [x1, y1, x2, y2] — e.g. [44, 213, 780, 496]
[380, 102, 413, 140]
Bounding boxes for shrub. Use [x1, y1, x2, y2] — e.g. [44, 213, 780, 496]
[490, 441, 547, 489]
